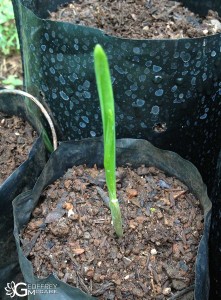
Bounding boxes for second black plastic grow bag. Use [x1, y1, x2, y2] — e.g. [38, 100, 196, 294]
[13, 138, 211, 299]
[11, 0, 221, 195]
[0, 91, 54, 300]
[0, 89, 56, 195]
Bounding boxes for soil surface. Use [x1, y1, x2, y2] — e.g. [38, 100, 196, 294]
[49, 0, 221, 39]
[21, 164, 203, 299]
[0, 112, 37, 184]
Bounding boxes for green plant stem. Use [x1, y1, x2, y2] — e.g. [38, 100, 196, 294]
[94, 44, 123, 237]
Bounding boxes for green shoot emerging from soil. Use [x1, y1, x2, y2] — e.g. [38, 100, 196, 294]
[94, 44, 123, 237]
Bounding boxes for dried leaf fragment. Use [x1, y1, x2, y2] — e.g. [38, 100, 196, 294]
[63, 202, 74, 210]
[72, 248, 85, 255]
[126, 188, 138, 198]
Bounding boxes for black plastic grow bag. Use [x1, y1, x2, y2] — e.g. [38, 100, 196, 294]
[0, 92, 51, 300]
[0, 90, 55, 192]
[13, 138, 211, 300]
[11, 0, 221, 194]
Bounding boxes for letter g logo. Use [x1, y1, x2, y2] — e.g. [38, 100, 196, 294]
[5, 281, 28, 298]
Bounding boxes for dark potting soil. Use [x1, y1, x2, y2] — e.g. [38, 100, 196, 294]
[49, 0, 221, 39]
[0, 112, 37, 184]
[21, 164, 203, 299]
